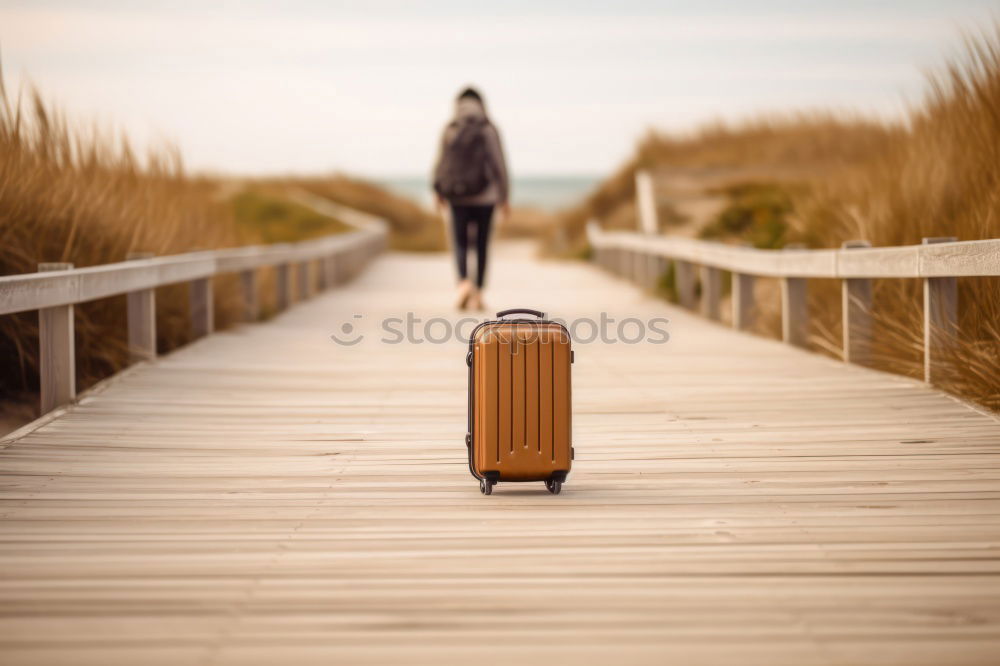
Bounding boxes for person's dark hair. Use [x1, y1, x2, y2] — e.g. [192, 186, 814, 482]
[457, 87, 483, 104]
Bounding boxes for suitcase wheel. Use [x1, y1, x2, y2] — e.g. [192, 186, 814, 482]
[479, 478, 494, 495]
[545, 479, 562, 495]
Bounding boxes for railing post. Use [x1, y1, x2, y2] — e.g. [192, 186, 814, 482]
[781, 277, 809, 348]
[645, 254, 657, 290]
[923, 236, 958, 384]
[635, 170, 659, 234]
[316, 258, 328, 292]
[37, 263, 75, 414]
[189, 277, 214, 338]
[632, 250, 645, 286]
[297, 261, 310, 300]
[240, 269, 259, 322]
[330, 255, 342, 286]
[276, 263, 291, 311]
[126, 252, 156, 362]
[841, 240, 873, 366]
[731, 272, 756, 331]
[700, 265, 721, 320]
[330, 254, 339, 285]
[675, 261, 696, 309]
[349, 252, 356, 281]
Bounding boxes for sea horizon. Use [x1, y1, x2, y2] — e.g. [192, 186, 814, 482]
[377, 174, 601, 211]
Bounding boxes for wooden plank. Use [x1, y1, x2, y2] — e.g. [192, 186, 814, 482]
[36, 263, 75, 414]
[675, 260, 697, 309]
[923, 237, 958, 384]
[700, 265, 722, 321]
[780, 276, 808, 348]
[126, 252, 157, 363]
[3, 247, 1000, 665]
[297, 262, 311, 301]
[275, 263, 292, 311]
[652, 255, 667, 292]
[646, 253, 660, 291]
[323, 255, 337, 289]
[837, 244, 918, 278]
[1, 255, 214, 315]
[615, 245, 634, 283]
[635, 251, 649, 287]
[240, 269, 258, 322]
[0, 229, 388, 316]
[842, 240, 873, 366]
[919, 238, 1000, 277]
[627, 250, 641, 285]
[732, 272, 756, 331]
[316, 258, 328, 292]
[635, 170, 658, 234]
[188, 278, 214, 338]
[587, 227, 1000, 279]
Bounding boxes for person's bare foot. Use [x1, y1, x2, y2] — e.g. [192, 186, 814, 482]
[469, 288, 486, 312]
[456, 279, 473, 310]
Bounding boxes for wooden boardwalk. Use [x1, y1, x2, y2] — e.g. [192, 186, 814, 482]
[2, 244, 1000, 665]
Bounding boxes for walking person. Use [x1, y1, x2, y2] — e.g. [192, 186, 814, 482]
[433, 86, 510, 311]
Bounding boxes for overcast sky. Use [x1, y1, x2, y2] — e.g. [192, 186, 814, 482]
[1, 1, 996, 177]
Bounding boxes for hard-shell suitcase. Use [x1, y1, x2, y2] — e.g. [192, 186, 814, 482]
[466, 308, 573, 495]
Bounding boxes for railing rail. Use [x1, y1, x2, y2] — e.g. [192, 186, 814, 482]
[1, 217, 388, 414]
[588, 228, 1000, 279]
[587, 170, 1000, 386]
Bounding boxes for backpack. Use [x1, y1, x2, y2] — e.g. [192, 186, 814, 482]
[434, 117, 490, 200]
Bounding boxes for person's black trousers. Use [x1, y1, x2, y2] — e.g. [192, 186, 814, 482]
[449, 204, 495, 288]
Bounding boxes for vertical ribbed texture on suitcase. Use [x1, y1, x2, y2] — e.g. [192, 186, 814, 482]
[471, 322, 571, 481]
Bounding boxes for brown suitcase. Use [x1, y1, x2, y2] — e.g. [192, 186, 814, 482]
[466, 309, 573, 495]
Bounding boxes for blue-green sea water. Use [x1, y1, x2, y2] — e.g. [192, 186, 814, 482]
[378, 175, 599, 211]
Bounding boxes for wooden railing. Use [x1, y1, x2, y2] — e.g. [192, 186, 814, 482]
[0, 221, 387, 415]
[587, 170, 1000, 385]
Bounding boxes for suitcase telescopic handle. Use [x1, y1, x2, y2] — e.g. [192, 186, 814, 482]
[496, 308, 546, 319]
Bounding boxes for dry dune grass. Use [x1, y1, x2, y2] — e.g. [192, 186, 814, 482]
[799, 28, 1000, 406]
[545, 115, 897, 257]
[499, 206, 556, 239]
[287, 175, 446, 251]
[558, 26, 1000, 410]
[0, 82, 250, 405]
[639, 115, 898, 177]
[0, 79, 439, 413]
